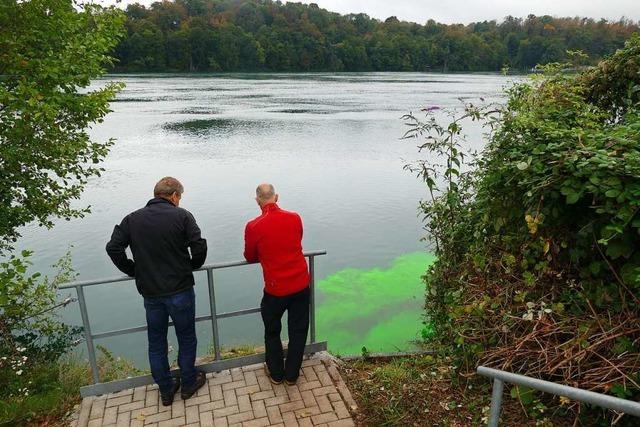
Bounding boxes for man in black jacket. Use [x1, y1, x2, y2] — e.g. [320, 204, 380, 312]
[106, 177, 207, 405]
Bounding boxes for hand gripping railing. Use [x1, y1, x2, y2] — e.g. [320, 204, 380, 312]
[60, 250, 326, 397]
[477, 366, 640, 426]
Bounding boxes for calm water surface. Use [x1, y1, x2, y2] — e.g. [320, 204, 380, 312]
[16, 72, 514, 366]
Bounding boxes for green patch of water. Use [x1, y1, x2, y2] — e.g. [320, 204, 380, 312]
[316, 252, 436, 356]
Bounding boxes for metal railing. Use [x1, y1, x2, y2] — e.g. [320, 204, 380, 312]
[60, 250, 327, 397]
[478, 366, 640, 426]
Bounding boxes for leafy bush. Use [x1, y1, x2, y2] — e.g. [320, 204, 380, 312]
[406, 35, 640, 424]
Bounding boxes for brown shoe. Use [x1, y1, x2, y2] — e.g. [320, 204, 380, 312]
[265, 366, 283, 385]
[181, 371, 206, 400]
[284, 379, 297, 386]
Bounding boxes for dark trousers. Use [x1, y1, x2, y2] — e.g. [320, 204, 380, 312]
[260, 287, 310, 382]
[143, 287, 197, 394]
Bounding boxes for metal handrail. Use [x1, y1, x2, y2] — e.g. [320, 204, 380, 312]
[477, 366, 640, 426]
[61, 250, 326, 397]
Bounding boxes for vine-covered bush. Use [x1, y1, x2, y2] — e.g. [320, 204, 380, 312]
[406, 35, 640, 424]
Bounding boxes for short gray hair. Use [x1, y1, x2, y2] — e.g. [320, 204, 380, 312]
[256, 183, 275, 200]
[154, 177, 184, 198]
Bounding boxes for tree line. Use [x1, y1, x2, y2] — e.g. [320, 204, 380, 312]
[113, 0, 639, 73]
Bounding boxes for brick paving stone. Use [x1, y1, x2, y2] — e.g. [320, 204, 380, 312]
[227, 410, 255, 424]
[252, 398, 267, 418]
[145, 389, 159, 408]
[311, 411, 339, 425]
[242, 363, 265, 372]
[236, 384, 261, 397]
[185, 405, 200, 424]
[143, 411, 172, 424]
[90, 396, 106, 419]
[119, 400, 145, 413]
[296, 417, 311, 427]
[250, 390, 275, 401]
[326, 420, 355, 427]
[75, 353, 355, 427]
[133, 386, 147, 402]
[109, 388, 134, 398]
[223, 389, 238, 406]
[272, 383, 287, 397]
[244, 370, 258, 385]
[198, 399, 225, 412]
[311, 386, 335, 397]
[230, 368, 244, 381]
[300, 359, 322, 368]
[157, 416, 185, 427]
[210, 374, 233, 386]
[297, 381, 321, 392]
[103, 406, 118, 424]
[222, 380, 246, 391]
[244, 417, 271, 427]
[264, 395, 289, 407]
[210, 384, 224, 401]
[131, 405, 157, 420]
[277, 400, 305, 414]
[197, 383, 210, 397]
[327, 393, 341, 402]
[281, 411, 299, 427]
[170, 399, 185, 417]
[300, 391, 316, 409]
[199, 410, 214, 427]
[301, 367, 317, 382]
[267, 405, 283, 424]
[106, 395, 133, 408]
[331, 400, 350, 419]
[185, 394, 211, 407]
[316, 371, 333, 387]
[116, 410, 131, 427]
[257, 375, 272, 391]
[213, 405, 239, 418]
[238, 394, 252, 413]
[316, 395, 332, 413]
[294, 405, 320, 419]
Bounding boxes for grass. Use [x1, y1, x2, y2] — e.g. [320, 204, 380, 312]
[339, 354, 580, 427]
[0, 347, 144, 427]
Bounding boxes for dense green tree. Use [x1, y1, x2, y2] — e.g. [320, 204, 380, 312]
[0, 0, 124, 251]
[111, 0, 638, 73]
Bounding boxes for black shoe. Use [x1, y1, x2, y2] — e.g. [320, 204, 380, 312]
[160, 378, 180, 406]
[181, 371, 206, 400]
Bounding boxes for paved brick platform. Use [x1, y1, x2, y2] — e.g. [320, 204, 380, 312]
[72, 353, 357, 427]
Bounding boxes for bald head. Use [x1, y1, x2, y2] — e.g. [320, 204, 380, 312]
[255, 183, 278, 207]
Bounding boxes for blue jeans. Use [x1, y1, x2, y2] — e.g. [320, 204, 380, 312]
[143, 287, 197, 393]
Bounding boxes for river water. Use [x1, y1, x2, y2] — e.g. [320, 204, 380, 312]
[16, 72, 512, 367]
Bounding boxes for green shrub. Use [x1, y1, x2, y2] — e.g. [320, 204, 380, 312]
[407, 35, 640, 424]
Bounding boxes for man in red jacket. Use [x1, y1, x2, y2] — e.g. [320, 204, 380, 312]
[244, 183, 310, 385]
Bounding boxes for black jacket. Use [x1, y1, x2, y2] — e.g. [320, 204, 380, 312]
[106, 198, 208, 297]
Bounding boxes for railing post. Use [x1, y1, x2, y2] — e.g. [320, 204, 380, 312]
[309, 255, 316, 343]
[488, 378, 504, 427]
[76, 286, 100, 383]
[206, 269, 222, 360]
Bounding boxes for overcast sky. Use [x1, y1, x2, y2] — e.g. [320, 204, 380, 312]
[105, 0, 640, 24]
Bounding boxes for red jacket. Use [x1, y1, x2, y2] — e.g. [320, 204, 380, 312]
[244, 203, 310, 296]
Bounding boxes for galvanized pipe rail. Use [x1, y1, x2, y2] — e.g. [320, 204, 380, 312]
[60, 250, 326, 397]
[477, 366, 640, 426]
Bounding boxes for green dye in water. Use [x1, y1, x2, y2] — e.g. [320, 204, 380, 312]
[316, 252, 436, 356]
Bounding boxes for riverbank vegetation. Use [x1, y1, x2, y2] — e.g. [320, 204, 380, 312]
[406, 35, 640, 425]
[114, 0, 638, 72]
[1, 1, 126, 425]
